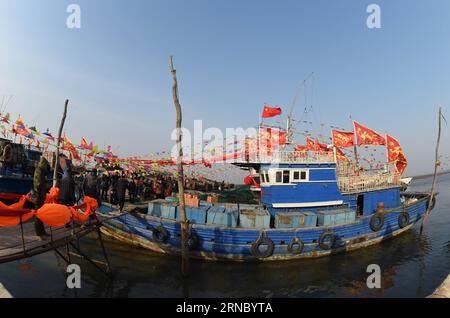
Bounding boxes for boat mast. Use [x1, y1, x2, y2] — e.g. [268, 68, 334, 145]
[286, 72, 314, 145]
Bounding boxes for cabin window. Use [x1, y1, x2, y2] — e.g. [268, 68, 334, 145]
[265, 172, 270, 183]
[260, 173, 265, 183]
[291, 169, 309, 182]
[301, 171, 307, 180]
[276, 171, 282, 183]
[283, 170, 290, 184]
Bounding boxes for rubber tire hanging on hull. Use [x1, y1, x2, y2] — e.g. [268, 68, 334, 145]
[398, 212, 410, 228]
[287, 237, 304, 255]
[251, 237, 275, 259]
[188, 232, 200, 250]
[319, 231, 336, 250]
[370, 214, 384, 232]
[152, 225, 170, 243]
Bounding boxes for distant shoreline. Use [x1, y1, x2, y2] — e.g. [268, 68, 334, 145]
[411, 170, 450, 180]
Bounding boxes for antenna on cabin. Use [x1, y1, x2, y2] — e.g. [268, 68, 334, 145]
[286, 72, 315, 144]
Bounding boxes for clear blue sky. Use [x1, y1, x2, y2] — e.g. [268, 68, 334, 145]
[0, 0, 449, 175]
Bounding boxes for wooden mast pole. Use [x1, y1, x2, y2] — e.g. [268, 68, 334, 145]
[420, 107, 442, 233]
[52, 99, 69, 187]
[351, 119, 359, 166]
[169, 56, 189, 276]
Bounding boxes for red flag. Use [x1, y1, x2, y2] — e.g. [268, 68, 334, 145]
[295, 145, 308, 152]
[260, 128, 286, 148]
[386, 134, 407, 174]
[332, 130, 354, 148]
[306, 138, 330, 152]
[80, 137, 89, 149]
[262, 105, 282, 118]
[354, 121, 386, 146]
[335, 147, 349, 162]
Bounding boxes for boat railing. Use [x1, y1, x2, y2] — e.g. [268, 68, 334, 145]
[337, 162, 401, 193]
[238, 151, 336, 164]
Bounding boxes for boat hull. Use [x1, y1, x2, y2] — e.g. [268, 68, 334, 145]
[0, 175, 34, 195]
[99, 194, 431, 261]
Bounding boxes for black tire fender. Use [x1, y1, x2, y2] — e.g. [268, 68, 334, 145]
[370, 213, 384, 232]
[319, 230, 336, 250]
[152, 225, 170, 243]
[287, 237, 304, 255]
[251, 237, 275, 259]
[398, 212, 410, 228]
[188, 232, 200, 250]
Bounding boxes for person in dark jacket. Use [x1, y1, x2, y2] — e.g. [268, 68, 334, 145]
[128, 178, 136, 203]
[58, 159, 76, 206]
[31, 157, 50, 239]
[100, 174, 110, 201]
[116, 174, 128, 212]
[84, 168, 100, 203]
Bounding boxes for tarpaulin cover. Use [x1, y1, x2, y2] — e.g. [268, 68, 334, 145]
[0, 189, 98, 227]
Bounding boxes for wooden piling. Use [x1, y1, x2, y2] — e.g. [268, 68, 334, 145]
[169, 56, 189, 277]
[52, 99, 69, 187]
[420, 107, 442, 233]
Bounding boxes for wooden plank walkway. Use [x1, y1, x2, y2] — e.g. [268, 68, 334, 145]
[0, 219, 100, 264]
[0, 283, 12, 298]
[429, 274, 450, 298]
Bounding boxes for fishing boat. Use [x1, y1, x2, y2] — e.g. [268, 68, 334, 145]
[98, 124, 435, 261]
[0, 138, 49, 195]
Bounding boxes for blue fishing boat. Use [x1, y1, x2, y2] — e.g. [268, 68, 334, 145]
[99, 147, 435, 261]
[0, 138, 49, 195]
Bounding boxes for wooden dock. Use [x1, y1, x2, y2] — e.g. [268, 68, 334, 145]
[429, 274, 450, 298]
[0, 283, 12, 298]
[0, 219, 100, 264]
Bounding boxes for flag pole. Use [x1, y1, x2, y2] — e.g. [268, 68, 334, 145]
[351, 118, 359, 166]
[52, 99, 69, 187]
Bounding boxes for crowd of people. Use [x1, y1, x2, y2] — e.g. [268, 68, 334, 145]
[29, 154, 235, 239]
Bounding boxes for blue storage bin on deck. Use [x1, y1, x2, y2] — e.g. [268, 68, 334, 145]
[317, 209, 355, 226]
[160, 203, 178, 219]
[148, 202, 163, 217]
[238, 204, 261, 212]
[302, 212, 318, 227]
[275, 212, 317, 228]
[239, 209, 271, 229]
[200, 201, 213, 208]
[344, 209, 356, 223]
[275, 212, 303, 228]
[206, 207, 238, 227]
[184, 206, 209, 224]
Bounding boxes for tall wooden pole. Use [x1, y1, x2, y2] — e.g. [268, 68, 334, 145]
[52, 99, 69, 187]
[169, 56, 189, 276]
[420, 107, 442, 233]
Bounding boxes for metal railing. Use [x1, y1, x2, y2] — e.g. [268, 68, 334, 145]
[238, 151, 336, 164]
[336, 162, 401, 193]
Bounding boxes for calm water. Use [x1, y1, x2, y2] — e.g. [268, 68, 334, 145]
[1, 175, 450, 298]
